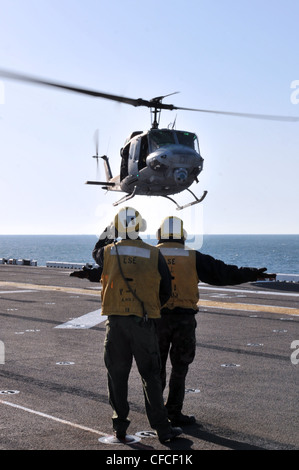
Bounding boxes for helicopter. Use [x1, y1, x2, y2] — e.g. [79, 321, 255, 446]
[1, 69, 298, 210]
[88, 101, 208, 210]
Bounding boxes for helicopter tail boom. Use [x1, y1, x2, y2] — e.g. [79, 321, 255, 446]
[85, 154, 122, 190]
[101, 155, 113, 181]
[85, 153, 121, 191]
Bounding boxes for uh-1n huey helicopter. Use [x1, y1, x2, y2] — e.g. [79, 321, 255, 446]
[89, 97, 208, 211]
[1, 69, 298, 210]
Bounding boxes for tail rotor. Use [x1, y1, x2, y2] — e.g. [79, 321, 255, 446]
[93, 129, 100, 178]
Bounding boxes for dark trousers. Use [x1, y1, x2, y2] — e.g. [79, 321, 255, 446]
[104, 315, 171, 435]
[155, 313, 197, 418]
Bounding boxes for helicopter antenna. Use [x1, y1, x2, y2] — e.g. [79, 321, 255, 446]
[167, 114, 177, 129]
[172, 114, 177, 129]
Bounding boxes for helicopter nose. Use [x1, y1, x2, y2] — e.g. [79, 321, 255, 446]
[174, 168, 188, 184]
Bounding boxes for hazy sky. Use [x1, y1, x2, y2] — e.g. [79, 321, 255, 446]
[0, 0, 298, 235]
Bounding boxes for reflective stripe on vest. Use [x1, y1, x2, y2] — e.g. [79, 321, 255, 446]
[109, 245, 151, 258]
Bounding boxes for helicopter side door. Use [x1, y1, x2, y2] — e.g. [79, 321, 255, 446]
[127, 137, 141, 176]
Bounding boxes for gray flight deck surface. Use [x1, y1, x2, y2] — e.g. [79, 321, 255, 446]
[0, 264, 298, 451]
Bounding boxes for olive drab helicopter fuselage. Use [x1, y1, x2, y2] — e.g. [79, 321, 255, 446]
[0, 68, 298, 211]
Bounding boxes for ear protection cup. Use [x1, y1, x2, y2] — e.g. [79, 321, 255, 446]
[139, 218, 147, 232]
[114, 206, 146, 234]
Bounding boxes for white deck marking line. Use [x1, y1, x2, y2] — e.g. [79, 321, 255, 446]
[198, 285, 299, 298]
[55, 309, 107, 329]
[0, 400, 108, 437]
[0, 290, 37, 294]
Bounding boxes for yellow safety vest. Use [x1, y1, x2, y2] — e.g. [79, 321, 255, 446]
[101, 239, 161, 318]
[157, 242, 199, 311]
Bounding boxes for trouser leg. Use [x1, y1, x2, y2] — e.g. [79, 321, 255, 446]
[165, 365, 189, 417]
[104, 317, 132, 434]
[132, 319, 171, 435]
[165, 315, 197, 418]
[155, 317, 171, 392]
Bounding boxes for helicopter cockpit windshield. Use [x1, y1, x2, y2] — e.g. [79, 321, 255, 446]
[149, 130, 175, 150]
[176, 131, 200, 152]
[148, 129, 200, 153]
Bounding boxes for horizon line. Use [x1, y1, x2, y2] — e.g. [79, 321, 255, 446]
[1, 233, 298, 237]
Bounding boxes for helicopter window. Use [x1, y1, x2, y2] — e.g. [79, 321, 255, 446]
[176, 131, 199, 151]
[149, 130, 175, 151]
[129, 139, 139, 161]
[138, 135, 149, 170]
[120, 143, 130, 181]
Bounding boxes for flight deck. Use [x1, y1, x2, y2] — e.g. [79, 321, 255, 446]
[0, 264, 298, 452]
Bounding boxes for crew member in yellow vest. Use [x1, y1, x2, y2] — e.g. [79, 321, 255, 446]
[92, 207, 182, 444]
[156, 216, 276, 426]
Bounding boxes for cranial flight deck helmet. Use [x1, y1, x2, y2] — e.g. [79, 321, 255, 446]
[114, 206, 147, 238]
[157, 216, 187, 241]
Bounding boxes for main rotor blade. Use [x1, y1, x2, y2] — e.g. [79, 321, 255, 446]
[173, 105, 299, 122]
[1, 69, 298, 122]
[0, 69, 147, 107]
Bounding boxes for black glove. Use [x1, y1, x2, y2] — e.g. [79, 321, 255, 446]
[70, 266, 101, 282]
[256, 267, 277, 281]
[70, 266, 89, 279]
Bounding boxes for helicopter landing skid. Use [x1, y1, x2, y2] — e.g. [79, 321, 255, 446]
[163, 189, 208, 211]
[112, 187, 137, 207]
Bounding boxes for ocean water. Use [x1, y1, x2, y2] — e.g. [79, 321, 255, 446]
[0, 234, 298, 274]
[197, 234, 299, 274]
